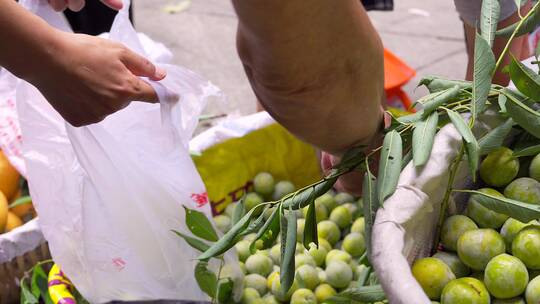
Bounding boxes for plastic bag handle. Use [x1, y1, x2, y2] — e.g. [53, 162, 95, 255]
[108, 0, 181, 110]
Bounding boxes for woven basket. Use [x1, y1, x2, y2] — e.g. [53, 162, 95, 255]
[0, 219, 49, 304]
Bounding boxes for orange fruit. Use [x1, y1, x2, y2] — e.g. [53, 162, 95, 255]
[10, 196, 33, 218]
[0, 151, 19, 200]
[5, 211, 23, 232]
[0, 191, 7, 232]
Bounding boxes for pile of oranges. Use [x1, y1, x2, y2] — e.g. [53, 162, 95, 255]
[0, 150, 33, 234]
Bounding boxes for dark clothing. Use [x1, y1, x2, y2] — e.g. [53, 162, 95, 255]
[362, 0, 394, 11]
[64, 1, 133, 36]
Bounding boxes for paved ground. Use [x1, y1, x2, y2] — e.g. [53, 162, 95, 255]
[134, 0, 468, 116]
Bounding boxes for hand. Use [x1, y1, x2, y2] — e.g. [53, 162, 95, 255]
[28, 31, 165, 127]
[320, 110, 390, 196]
[48, 0, 123, 12]
[321, 152, 366, 196]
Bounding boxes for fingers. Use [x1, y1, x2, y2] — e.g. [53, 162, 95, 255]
[129, 77, 159, 103]
[48, 0, 68, 11]
[48, 0, 85, 11]
[119, 48, 166, 81]
[67, 0, 85, 12]
[101, 0, 123, 10]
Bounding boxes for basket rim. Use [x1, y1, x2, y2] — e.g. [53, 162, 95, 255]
[0, 218, 46, 263]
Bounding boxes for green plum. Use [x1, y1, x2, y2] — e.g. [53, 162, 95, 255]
[512, 226, 540, 270]
[317, 220, 341, 245]
[479, 147, 519, 187]
[244, 273, 268, 296]
[334, 192, 355, 205]
[441, 215, 478, 251]
[504, 177, 540, 205]
[253, 172, 275, 198]
[526, 275, 540, 304]
[457, 228, 506, 270]
[325, 260, 353, 289]
[484, 254, 528, 299]
[440, 277, 490, 304]
[466, 188, 509, 229]
[412, 257, 456, 300]
[272, 181, 296, 200]
[433, 251, 470, 278]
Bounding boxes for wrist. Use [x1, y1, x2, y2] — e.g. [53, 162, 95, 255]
[328, 106, 387, 161]
[3, 17, 62, 82]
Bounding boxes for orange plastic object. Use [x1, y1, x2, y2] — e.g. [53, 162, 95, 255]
[384, 48, 416, 111]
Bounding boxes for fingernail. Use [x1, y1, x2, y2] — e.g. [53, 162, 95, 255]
[155, 67, 167, 79]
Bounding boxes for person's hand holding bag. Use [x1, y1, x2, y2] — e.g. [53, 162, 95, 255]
[0, 0, 165, 127]
[30, 31, 166, 126]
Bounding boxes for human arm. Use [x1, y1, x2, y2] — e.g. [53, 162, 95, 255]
[232, 0, 385, 156]
[0, 0, 164, 126]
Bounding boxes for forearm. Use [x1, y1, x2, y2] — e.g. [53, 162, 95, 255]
[0, 0, 59, 81]
[232, 0, 384, 155]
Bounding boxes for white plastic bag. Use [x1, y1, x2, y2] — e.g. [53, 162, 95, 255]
[14, 0, 224, 302]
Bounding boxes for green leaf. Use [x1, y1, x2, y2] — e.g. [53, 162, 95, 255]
[421, 86, 461, 118]
[20, 280, 38, 304]
[303, 201, 318, 249]
[184, 206, 218, 242]
[368, 272, 380, 285]
[251, 206, 280, 253]
[325, 285, 386, 303]
[397, 110, 424, 124]
[456, 190, 540, 222]
[30, 265, 53, 304]
[198, 208, 257, 260]
[231, 199, 245, 226]
[172, 230, 211, 253]
[359, 252, 371, 267]
[513, 144, 540, 157]
[357, 265, 372, 287]
[338, 145, 367, 170]
[412, 111, 439, 166]
[472, 34, 496, 116]
[280, 208, 297, 293]
[446, 110, 475, 143]
[376, 130, 402, 204]
[480, 0, 501, 46]
[282, 177, 338, 210]
[9, 196, 32, 209]
[498, 93, 508, 113]
[216, 278, 234, 304]
[503, 88, 540, 138]
[497, 4, 540, 37]
[514, 131, 540, 151]
[465, 140, 480, 183]
[240, 209, 266, 237]
[479, 118, 514, 155]
[509, 56, 540, 100]
[362, 163, 378, 259]
[418, 76, 471, 93]
[195, 261, 217, 298]
[446, 109, 480, 180]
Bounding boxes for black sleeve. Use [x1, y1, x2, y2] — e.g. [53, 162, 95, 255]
[361, 0, 394, 11]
